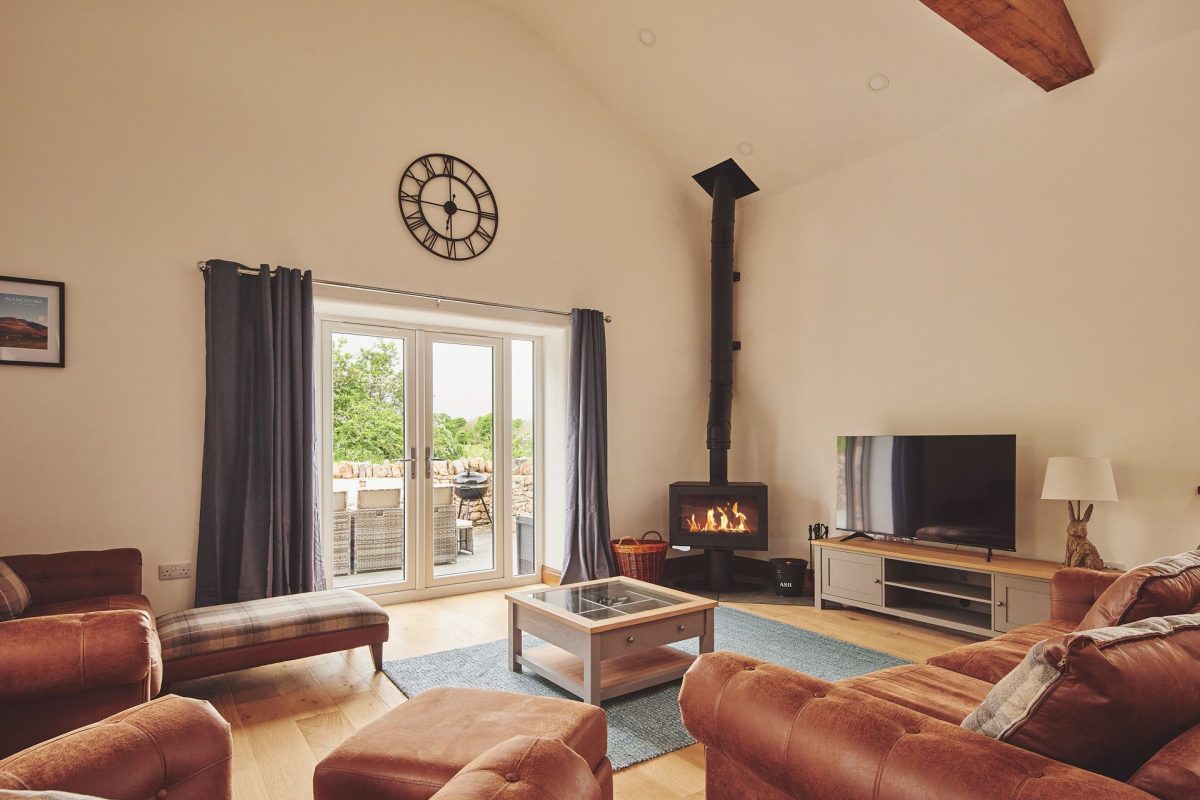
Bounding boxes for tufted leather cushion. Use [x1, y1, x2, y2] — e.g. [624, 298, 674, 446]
[927, 620, 1077, 684]
[24, 594, 155, 620]
[430, 736, 600, 800]
[964, 615, 1200, 780]
[0, 695, 231, 800]
[836, 664, 992, 723]
[1080, 551, 1200, 630]
[1128, 722, 1200, 800]
[0, 561, 32, 622]
[1, 551, 142, 607]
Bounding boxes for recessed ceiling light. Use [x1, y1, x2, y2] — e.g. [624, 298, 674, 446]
[638, 28, 656, 46]
[867, 74, 890, 91]
[738, 142, 755, 155]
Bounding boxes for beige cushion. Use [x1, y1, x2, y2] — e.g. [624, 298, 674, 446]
[0, 560, 31, 621]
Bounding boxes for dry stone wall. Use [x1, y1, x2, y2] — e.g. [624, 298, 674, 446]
[332, 457, 534, 527]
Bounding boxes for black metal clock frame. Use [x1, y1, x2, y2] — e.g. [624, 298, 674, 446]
[397, 153, 499, 261]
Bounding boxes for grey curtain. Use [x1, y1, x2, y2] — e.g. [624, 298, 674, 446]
[561, 308, 617, 583]
[196, 260, 323, 606]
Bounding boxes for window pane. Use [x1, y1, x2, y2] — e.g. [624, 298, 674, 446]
[432, 341, 495, 577]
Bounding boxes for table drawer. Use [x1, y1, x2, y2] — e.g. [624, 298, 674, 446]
[599, 611, 707, 660]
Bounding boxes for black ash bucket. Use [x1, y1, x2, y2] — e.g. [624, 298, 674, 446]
[770, 558, 807, 597]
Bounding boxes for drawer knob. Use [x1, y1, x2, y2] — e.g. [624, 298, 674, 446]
[678, 624, 686, 632]
[996, 601, 1005, 607]
[626, 636, 635, 644]
[873, 579, 881, 584]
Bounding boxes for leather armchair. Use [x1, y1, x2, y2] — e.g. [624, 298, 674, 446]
[0, 549, 161, 757]
[0, 695, 232, 800]
[1050, 566, 1122, 622]
[680, 651, 1155, 800]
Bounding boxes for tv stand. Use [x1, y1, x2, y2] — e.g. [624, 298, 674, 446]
[813, 539, 1061, 637]
[838, 531, 874, 543]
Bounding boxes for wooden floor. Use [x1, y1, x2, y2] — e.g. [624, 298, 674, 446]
[172, 586, 974, 800]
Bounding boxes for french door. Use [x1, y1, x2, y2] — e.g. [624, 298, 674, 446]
[320, 320, 540, 598]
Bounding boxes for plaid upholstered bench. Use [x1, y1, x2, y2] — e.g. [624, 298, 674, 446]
[156, 589, 390, 685]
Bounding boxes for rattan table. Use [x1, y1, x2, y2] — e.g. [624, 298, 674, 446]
[505, 577, 716, 705]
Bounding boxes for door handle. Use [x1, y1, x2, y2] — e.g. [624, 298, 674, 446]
[425, 446, 432, 479]
[392, 447, 418, 480]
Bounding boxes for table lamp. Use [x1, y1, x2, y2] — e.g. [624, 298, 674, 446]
[1041, 456, 1118, 569]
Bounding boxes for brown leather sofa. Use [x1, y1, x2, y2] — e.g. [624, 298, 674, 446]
[0, 549, 162, 757]
[680, 561, 1200, 800]
[0, 694, 232, 799]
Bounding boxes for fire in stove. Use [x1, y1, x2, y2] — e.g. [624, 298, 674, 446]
[686, 502, 750, 533]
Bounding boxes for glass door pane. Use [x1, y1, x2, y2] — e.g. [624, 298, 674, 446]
[511, 340, 536, 577]
[330, 331, 412, 588]
[430, 338, 498, 578]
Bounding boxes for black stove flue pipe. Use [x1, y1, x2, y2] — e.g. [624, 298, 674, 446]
[692, 159, 759, 487]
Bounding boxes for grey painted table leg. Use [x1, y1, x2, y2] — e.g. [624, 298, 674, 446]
[508, 603, 522, 673]
[583, 646, 602, 706]
[700, 608, 715, 654]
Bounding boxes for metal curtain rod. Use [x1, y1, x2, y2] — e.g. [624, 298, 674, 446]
[196, 260, 612, 323]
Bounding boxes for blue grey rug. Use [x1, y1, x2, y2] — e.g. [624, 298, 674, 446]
[382, 606, 906, 770]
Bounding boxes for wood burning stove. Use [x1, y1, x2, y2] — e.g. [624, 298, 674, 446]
[669, 482, 767, 551]
[667, 159, 765, 592]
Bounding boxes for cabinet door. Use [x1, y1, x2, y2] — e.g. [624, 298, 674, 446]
[994, 574, 1051, 633]
[821, 549, 883, 607]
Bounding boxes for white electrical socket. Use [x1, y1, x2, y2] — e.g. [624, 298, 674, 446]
[158, 562, 194, 581]
[1104, 560, 1126, 572]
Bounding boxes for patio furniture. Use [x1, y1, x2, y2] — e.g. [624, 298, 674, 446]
[353, 489, 405, 573]
[331, 491, 351, 577]
[456, 519, 474, 555]
[434, 503, 458, 566]
[453, 471, 493, 526]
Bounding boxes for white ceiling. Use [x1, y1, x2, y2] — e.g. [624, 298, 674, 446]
[488, 0, 1200, 198]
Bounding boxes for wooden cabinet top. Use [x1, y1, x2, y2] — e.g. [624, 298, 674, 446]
[815, 538, 1062, 581]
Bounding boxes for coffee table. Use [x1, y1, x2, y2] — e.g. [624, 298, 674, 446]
[505, 577, 716, 705]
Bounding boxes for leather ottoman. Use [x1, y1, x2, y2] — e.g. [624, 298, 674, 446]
[313, 688, 613, 800]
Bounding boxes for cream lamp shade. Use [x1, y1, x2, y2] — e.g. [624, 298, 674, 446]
[1041, 457, 1118, 502]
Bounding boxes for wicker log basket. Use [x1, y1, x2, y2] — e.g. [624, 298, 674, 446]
[611, 531, 668, 584]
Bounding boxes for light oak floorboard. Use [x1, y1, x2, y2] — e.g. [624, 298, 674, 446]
[172, 586, 973, 800]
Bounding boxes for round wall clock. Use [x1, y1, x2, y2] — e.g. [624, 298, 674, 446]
[397, 154, 498, 261]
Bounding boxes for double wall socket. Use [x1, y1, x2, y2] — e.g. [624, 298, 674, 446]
[159, 562, 194, 581]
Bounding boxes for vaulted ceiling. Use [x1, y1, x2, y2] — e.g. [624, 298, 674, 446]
[489, 0, 1200, 198]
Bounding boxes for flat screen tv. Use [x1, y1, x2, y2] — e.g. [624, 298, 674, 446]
[835, 434, 1016, 553]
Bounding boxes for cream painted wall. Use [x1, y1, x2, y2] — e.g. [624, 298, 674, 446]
[733, 28, 1200, 569]
[0, 0, 710, 611]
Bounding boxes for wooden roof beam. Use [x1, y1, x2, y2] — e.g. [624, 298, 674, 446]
[920, 0, 1094, 91]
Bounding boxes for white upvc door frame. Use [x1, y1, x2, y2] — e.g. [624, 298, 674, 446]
[316, 313, 545, 603]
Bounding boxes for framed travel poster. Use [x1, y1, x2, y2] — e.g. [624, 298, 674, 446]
[0, 275, 65, 367]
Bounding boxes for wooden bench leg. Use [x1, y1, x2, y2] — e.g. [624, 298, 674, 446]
[370, 642, 384, 671]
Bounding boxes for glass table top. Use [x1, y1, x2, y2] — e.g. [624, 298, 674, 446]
[528, 580, 686, 621]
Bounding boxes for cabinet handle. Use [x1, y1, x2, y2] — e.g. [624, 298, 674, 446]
[626, 636, 635, 644]
[677, 624, 686, 632]
[996, 601, 1005, 607]
[873, 579, 881, 584]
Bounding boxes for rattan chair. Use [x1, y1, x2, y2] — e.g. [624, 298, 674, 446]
[332, 491, 352, 576]
[352, 489, 405, 573]
[433, 504, 458, 565]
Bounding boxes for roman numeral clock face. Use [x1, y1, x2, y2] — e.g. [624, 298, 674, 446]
[397, 154, 498, 260]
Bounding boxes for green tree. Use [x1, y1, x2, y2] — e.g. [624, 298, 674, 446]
[332, 339, 405, 462]
[512, 418, 532, 459]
